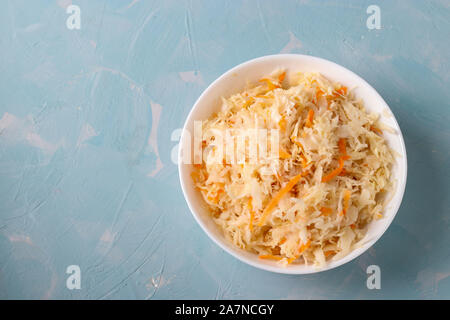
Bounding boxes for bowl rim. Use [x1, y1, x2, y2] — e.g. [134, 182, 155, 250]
[178, 53, 408, 274]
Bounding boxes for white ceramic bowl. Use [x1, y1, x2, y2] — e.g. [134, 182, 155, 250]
[178, 54, 407, 274]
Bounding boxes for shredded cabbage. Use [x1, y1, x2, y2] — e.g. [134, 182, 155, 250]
[192, 70, 395, 268]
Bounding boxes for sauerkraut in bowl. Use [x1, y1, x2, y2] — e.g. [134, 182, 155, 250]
[179, 55, 407, 274]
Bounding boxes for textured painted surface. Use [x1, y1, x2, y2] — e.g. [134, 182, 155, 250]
[0, 0, 449, 299]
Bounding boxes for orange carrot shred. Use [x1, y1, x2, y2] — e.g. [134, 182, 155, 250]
[209, 189, 223, 204]
[278, 72, 286, 83]
[298, 240, 311, 254]
[316, 87, 324, 97]
[305, 109, 314, 127]
[320, 207, 333, 216]
[291, 137, 305, 152]
[243, 97, 254, 108]
[334, 86, 348, 97]
[287, 257, 296, 264]
[258, 173, 303, 226]
[324, 251, 335, 257]
[287, 240, 311, 264]
[259, 254, 283, 261]
[339, 189, 351, 216]
[300, 153, 310, 168]
[315, 87, 325, 103]
[259, 78, 280, 91]
[190, 171, 200, 182]
[278, 116, 286, 132]
[338, 138, 347, 156]
[279, 149, 291, 159]
[370, 126, 383, 135]
[322, 156, 347, 182]
[248, 197, 254, 232]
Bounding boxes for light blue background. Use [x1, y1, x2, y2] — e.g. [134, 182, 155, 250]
[0, 0, 449, 299]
